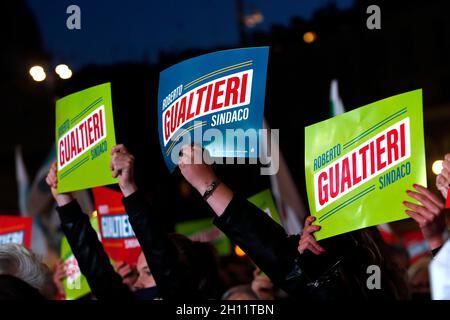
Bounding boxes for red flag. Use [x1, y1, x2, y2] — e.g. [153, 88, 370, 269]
[92, 187, 141, 265]
[0, 216, 33, 248]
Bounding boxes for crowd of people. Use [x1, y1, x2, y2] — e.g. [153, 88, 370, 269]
[0, 144, 449, 300]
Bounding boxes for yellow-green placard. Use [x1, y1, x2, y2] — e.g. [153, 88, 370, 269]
[56, 83, 117, 193]
[305, 89, 426, 240]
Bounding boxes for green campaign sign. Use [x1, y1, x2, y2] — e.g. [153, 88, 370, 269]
[60, 215, 100, 300]
[248, 189, 282, 226]
[305, 89, 426, 240]
[176, 218, 231, 256]
[56, 83, 117, 193]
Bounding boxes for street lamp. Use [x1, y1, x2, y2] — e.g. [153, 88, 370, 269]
[29, 65, 46, 82]
[55, 64, 73, 79]
[303, 31, 317, 44]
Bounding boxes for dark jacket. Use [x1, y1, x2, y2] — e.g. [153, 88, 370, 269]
[213, 195, 398, 301]
[57, 191, 200, 300]
[122, 191, 203, 300]
[57, 200, 134, 300]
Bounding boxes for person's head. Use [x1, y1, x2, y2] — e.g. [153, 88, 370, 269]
[336, 227, 410, 300]
[133, 251, 156, 290]
[222, 285, 259, 300]
[0, 244, 49, 294]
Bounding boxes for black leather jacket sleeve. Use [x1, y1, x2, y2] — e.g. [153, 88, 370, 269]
[212, 194, 310, 296]
[122, 190, 202, 300]
[57, 200, 134, 300]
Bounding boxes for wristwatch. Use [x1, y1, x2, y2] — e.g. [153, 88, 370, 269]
[203, 180, 221, 200]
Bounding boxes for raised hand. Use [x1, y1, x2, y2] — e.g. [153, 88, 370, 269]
[110, 144, 137, 197]
[178, 144, 218, 195]
[436, 154, 450, 199]
[404, 184, 447, 250]
[113, 260, 138, 290]
[45, 161, 74, 206]
[178, 144, 233, 216]
[298, 216, 325, 255]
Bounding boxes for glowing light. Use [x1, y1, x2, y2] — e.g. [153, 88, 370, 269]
[432, 160, 443, 175]
[303, 31, 317, 44]
[55, 64, 72, 79]
[244, 11, 264, 28]
[29, 65, 46, 82]
[234, 245, 246, 257]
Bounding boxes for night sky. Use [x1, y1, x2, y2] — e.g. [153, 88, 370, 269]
[27, 0, 354, 70]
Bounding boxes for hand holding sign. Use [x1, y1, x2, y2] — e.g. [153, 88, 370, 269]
[46, 161, 75, 207]
[436, 153, 450, 199]
[113, 260, 138, 290]
[110, 144, 137, 197]
[52, 259, 66, 297]
[298, 216, 325, 255]
[56, 83, 117, 193]
[403, 184, 447, 250]
[178, 144, 233, 216]
[178, 144, 218, 195]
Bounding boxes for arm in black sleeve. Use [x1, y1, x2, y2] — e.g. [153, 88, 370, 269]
[122, 190, 202, 300]
[213, 195, 368, 300]
[57, 200, 134, 300]
[212, 195, 308, 292]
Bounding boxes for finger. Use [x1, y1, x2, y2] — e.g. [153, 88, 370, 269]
[436, 174, 448, 188]
[403, 201, 434, 220]
[120, 266, 132, 276]
[440, 168, 450, 184]
[306, 235, 326, 253]
[304, 224, 321, 235]
[183, 146, 194, 161]
[111, 144, 125, 155]
[46, 173, 56, 189]
[406, 190, 441, 214]
[442, 160, 450, 172]
[179, 151, 192, 166]
[181, 144, 191, 156]
[49, 171, 56, 183]
[304, 216, 316, 228]
[45, 175, 51, 186]
[405, 210, 427, 226]
[111, 166, 120, 178]
[305, 242, 322, 255]
[412, 184, 444, 209]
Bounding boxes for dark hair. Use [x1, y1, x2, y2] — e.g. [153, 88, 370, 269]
[0, 275, 46, 300]
[168, 233, 226, 299]
[338, 227, 410, 300]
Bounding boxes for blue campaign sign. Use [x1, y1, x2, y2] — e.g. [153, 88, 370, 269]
[157, 47, 269, 171]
